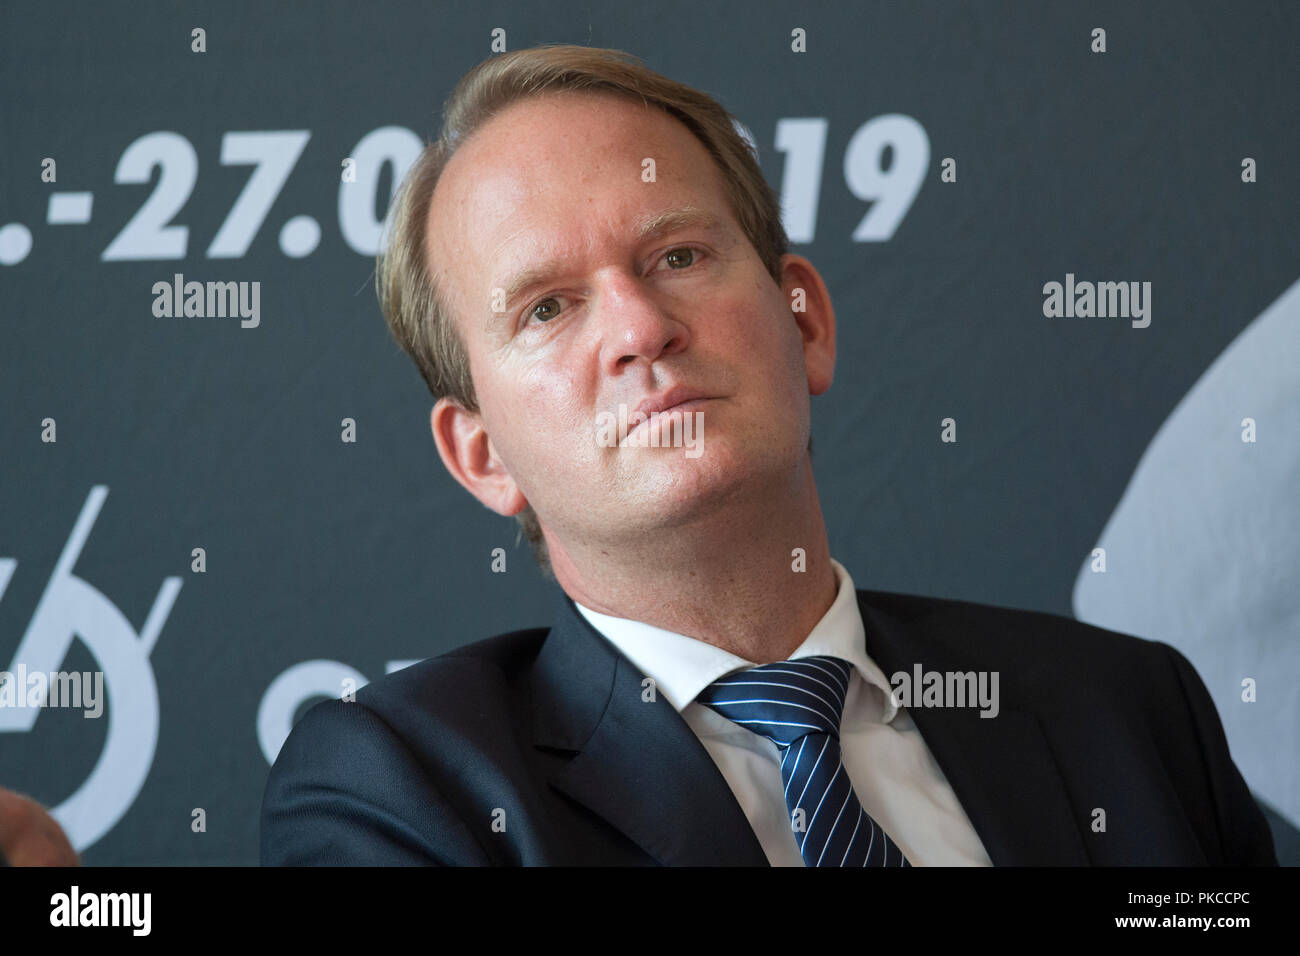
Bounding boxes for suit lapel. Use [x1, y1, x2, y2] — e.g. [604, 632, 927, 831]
[857, 592, 1091, 865]
[527, 586, 1090, 866]
[530, 591, 769, 866]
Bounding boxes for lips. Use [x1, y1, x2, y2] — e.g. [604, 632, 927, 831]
[633, 386, 712, 422]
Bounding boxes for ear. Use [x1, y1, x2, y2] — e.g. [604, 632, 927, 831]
[779, 254, 836, 396]
[429, 398, 529, 517]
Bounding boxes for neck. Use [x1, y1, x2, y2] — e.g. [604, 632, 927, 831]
[547, 458, 838, 663]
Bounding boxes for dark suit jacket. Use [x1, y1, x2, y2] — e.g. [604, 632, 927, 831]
[260, 587, 1278, 865]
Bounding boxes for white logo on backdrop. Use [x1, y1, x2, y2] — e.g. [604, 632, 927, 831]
[1074, 276, 1300, 828]
[0, 486, 181, 851]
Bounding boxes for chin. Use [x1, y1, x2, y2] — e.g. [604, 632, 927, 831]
[634, 454, 754, 513]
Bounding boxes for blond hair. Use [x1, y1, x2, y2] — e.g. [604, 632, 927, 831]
[376, 44, 789, 578]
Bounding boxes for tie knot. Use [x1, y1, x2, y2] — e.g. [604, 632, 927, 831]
[695, 655, 853, 749]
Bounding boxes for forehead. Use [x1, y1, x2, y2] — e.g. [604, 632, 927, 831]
[425, 90, 736, 322]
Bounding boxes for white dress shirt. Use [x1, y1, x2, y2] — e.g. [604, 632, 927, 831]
[573, 558, 993, 866]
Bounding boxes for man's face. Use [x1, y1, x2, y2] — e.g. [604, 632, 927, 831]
[426, 90, 833, 550]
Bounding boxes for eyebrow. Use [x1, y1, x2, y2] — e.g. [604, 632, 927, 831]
[494, 206, 728, 317]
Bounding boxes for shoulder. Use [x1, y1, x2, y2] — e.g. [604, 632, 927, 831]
[859, 588, 1236, 771]
[859, 586, 1165, 652]
[267, 624, 551, 778]
[308, 624, 553, 742]
[856, 587, 1187, 698]
[259, 625, 551, 865]
[358, 625, 551, 709]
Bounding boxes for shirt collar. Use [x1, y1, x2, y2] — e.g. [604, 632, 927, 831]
[572, 558, 900, 723]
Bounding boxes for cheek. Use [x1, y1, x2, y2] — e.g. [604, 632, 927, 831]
[719, 288, 800, 367]
[510, 365, 595, 455]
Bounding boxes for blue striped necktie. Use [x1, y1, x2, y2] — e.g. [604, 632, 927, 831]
[696, 655, 911, 867]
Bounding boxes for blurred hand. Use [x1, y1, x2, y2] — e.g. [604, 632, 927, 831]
[0, 787, 79, 866]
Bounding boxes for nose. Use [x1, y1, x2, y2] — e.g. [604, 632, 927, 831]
[597, 272, 691, 373]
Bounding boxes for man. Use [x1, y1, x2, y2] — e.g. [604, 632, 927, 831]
[260, 45, 1277, 866]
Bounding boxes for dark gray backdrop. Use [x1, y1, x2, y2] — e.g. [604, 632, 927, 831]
[2, 0, 1296, 864]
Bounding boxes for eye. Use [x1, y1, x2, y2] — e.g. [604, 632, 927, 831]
[522, 247, 706, 328]
[529, 297, 562, 324]
[661, 246, 702, 270]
